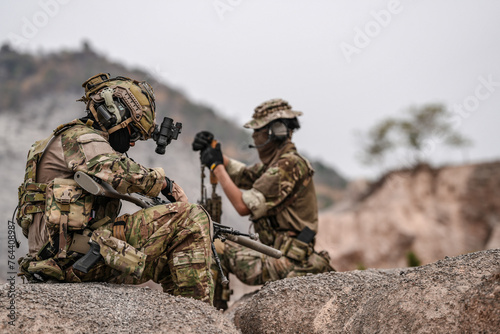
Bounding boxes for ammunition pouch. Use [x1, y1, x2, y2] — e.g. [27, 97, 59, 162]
[252, 217, 277, 246]
[273, 232, 314, 263]
[17, 182, 48, 237]
[45, 178, 94, 232]
[253, 217, 315, 263]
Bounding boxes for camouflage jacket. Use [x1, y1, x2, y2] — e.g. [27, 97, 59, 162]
[225, 141, 318, 235]
[18, 119, 165, 255]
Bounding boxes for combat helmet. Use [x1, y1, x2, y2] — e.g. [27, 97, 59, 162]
[243, 98, 303, 129]
[79, 73, 156, 141]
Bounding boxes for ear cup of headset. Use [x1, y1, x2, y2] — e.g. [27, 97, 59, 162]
[96, 100, 130, 129]
[269, 121, 289, 141]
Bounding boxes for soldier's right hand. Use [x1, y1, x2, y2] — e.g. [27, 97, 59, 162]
[192, 131, 214, 151]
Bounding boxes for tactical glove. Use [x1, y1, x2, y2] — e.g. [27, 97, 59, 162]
[161, 177, 177, 202]
[192, 131, 214, 151]
[201, 143, 223, 171]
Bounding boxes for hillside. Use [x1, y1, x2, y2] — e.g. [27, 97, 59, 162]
[0, 43, 346, 194]
[316, 161, 500, 271]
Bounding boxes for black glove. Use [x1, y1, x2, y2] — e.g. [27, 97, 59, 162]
[192, 131, 214, 151]
[161, 177, 176, 202]
[201, 143, 223, 170]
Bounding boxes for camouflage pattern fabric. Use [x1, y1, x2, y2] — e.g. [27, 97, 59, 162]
[243, 98, 303, 129]
[76, 203, 214, 303]
[60, 122, 165, 198]
[213, 240, 333, 288]
[228, 141, 319, 235]
[214, 140, 333, 308]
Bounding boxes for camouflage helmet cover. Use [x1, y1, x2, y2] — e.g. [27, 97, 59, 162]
[80, 73, 156, 140]
[243, 98, 303, 129]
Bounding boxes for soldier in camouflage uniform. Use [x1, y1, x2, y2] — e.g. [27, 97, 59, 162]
[17, 73, 213, 304]
[193, 98, 334, 309]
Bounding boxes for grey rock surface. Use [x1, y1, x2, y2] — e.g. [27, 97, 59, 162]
[234, 249, 500, 334]
[0, 282, 238, 334]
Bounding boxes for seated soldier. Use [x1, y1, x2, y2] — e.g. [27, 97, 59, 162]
[17, 73, 213, 304]
[193, 98, 334, 309]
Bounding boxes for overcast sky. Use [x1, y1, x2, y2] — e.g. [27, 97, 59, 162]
[1, 0, 499, 179]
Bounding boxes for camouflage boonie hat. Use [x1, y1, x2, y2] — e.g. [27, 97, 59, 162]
[243, 98, 303, 129]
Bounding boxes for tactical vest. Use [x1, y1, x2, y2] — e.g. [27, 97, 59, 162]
[17, 120, 147, 282]
[16, 120, 92, 238]
[252, 150, 315, 252]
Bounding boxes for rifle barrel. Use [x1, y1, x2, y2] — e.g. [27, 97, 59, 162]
[224, 234, 282, 259]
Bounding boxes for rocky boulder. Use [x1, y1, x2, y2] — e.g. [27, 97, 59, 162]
[0, 282, 238, 334]
[234, 249, 500, 334]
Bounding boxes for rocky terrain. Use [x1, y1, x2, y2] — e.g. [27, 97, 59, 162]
[1, 249, 498, 333]
[0, 283, 237, 334]
[316, 162, 500, 271]
[233, 249, 499, 334]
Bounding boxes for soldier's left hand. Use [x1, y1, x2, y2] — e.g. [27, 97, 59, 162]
[192, 131, 214, 151]
[201, 143, 223, 170]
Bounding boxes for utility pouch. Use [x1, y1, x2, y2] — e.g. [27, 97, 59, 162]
[275, 233, 313, 263]
[27, 258, 65, 281]
[17, 182, 47, 237]
[45, 178, 94, 232]
[91, 229, 146, 279]
[253, 217, 277, 246]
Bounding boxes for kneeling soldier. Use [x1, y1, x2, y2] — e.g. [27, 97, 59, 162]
[193, 98, 334, 309]
[17, 73, 213, 304]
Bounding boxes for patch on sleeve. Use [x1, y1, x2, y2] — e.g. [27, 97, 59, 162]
[242, 188, 267, 219]
[77, 133, 115, 162]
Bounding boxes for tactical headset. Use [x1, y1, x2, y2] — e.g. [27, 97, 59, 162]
[268, 120, 289, 141]
[249, 120, 290, 149]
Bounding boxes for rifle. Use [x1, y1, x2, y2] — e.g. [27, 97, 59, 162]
[73, 171, 282, 278]
[197, 140, 282, 284]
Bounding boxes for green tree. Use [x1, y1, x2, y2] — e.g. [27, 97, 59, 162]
[358, 104, 471, 167]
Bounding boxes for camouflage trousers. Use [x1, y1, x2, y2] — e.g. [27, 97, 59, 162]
[212, 240, 333, 308]
[74, 202, 214, 304]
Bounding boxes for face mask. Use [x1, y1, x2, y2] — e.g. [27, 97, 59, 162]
[108, 127, 131, 153]
[252, 129, 279, 165]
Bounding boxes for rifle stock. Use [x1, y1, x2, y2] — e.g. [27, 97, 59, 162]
[74, 171, 154, 208]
